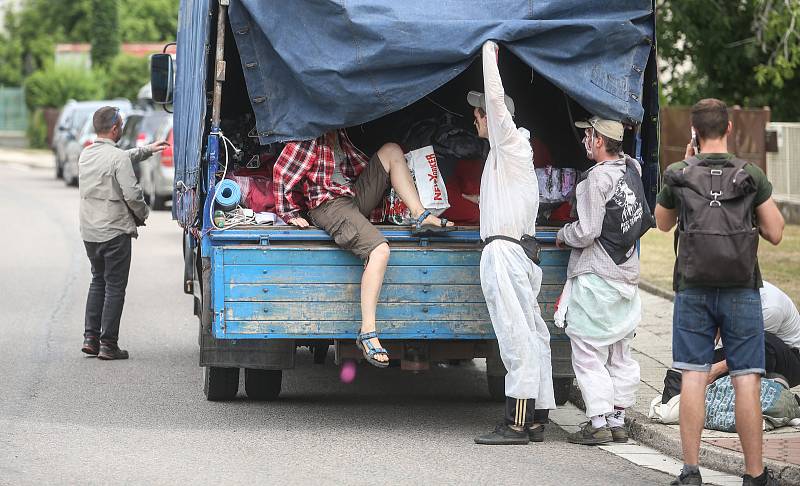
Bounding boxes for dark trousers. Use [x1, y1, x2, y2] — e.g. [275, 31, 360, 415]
[504, 397, 550, 427]
[83, 234, 132, 344]
[713, 331, 800, 387]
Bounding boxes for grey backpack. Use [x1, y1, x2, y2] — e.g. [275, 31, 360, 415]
[663, 156, 759, 287]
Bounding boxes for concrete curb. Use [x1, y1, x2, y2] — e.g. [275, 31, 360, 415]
[638, 280, 675, 302]
[567, 382, 800, 485]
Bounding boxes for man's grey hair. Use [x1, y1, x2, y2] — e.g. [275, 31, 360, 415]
[93, 106, 120, 134]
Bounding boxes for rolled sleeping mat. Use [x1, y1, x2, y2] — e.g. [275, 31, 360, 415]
[214, 179, 242, 211]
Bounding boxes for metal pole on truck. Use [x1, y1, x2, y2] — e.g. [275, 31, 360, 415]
[202, 0, 229, 233]
[211, 0, 228, 129]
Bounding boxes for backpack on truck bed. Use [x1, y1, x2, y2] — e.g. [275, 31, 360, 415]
[663, 156, 759, 287]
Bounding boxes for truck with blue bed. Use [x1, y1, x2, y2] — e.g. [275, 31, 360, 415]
[151, 0, 660, 402]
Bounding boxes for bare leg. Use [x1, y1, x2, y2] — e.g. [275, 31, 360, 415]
[359, 243, 390, 363]
[731, 373, 764, 476]
[377, 143, 454, 227]
[678, 371, 707, 467]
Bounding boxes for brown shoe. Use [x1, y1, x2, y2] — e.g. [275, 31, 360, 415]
[610, 426, 628, 443]
[98, 343, 129, 360]
[81, 336, 99, 356]
[567, 421, 613, 445]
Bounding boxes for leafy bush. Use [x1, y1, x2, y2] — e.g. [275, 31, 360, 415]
[26, 108, 47, 148]
[101, 54, 149, 101]
[23, 66, 105, 109]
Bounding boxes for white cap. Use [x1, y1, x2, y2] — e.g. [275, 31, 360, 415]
[467, 90, 515, 117]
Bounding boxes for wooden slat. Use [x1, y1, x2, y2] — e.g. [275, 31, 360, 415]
[220, 320, 569, 338]
[222, 247, 569, 267]
[224, 302, 556, 323]
[225, 302, 491, 322]
[223, 320, 494, 336]
[223, 265, 567, 285]
[223, 283, 563, 303]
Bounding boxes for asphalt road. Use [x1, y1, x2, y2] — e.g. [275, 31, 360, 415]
[0, 164, 674, 485]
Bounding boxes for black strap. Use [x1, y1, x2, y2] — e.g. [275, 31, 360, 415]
[482, 235, 521, 246]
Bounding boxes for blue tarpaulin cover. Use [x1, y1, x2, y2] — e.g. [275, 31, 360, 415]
[228, 0, 654, 144]
[174, 0, 211, 196]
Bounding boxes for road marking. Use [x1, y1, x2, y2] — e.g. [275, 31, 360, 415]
[549, 403, 743, 485]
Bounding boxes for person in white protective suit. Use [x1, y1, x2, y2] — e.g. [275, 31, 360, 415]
[471, 40, 556, 446]
[555, 116, 650, 445]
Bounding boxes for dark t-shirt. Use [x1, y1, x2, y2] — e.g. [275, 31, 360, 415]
[656, 153, 773, 290]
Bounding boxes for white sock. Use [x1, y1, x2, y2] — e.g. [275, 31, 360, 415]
[590, 415, 607, 429]
[607, 409, 625, 428]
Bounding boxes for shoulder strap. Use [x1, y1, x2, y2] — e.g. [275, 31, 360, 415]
[684, 156, 702, 167]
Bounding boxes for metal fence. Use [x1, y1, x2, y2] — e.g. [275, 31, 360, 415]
[0, 86, 27, 132]
[767, 122, 800, 203]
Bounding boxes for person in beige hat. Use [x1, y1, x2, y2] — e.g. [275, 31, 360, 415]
[554, 115, 653, 445]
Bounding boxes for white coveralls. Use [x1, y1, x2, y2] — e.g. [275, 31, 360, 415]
[478, 41, 555, 408]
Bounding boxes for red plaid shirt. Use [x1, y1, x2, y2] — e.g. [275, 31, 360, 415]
[273, 130, 370, 221]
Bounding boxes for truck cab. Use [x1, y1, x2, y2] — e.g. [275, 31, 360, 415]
[152, 0, 659, 402]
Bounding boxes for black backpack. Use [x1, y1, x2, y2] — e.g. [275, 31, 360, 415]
[663, 156, 759, 287]
[596, 158, 655, 264]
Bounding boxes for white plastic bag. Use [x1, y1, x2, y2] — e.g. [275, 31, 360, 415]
[384, 145, 449, 225]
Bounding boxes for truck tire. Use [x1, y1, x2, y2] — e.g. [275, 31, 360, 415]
[203, 366, 239, 401]
[312, 345, 328, 364]
[244, 368, 282, 401]
[486, 373, 505, 402]
[553, 377, 573, 406]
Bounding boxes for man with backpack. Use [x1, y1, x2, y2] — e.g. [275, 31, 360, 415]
[655, 98, 785, 486]
[554, 116, 653, 446]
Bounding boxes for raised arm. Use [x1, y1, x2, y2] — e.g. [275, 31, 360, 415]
[481, 41, 517, 150]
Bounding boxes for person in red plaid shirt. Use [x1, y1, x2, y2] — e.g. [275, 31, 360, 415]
[273, 130, 453, 367]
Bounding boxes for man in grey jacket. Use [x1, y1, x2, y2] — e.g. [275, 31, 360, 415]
[555, 117, 647, 445]
[79, 106, 168, 360]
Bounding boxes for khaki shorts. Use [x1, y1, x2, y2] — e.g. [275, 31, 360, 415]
[309, 153, 390, 260]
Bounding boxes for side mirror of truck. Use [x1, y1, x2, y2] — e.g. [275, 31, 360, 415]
[150, 54, 174, 104]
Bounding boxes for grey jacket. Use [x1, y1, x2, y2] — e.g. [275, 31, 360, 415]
[79, 138, 153, 242]
[556, 155, 641, 286]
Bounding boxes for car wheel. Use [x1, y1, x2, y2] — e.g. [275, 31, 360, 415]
[203, 366, 239, 401]
[244, 369, 282, 401]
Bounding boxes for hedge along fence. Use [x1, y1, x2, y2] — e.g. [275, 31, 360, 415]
[22, 55, 150, 148]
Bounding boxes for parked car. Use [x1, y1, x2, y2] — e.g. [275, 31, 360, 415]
[61, 99, 132, 186]
[118, 110, 147, 180]
[136, 111, 174, 210]
[52, 100, 110, 179]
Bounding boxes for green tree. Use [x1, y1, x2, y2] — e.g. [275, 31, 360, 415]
[90, 0, 120, 69]
[102, 54, 150, 101]
[23, 66, 105, 109]
[120, 0, 179, 42]
[657, 0, 800, 120]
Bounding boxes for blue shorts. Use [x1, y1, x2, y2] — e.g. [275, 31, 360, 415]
[672, 288, 765, 376]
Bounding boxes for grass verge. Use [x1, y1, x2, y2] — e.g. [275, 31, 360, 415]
[640, 224, 800, 304]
